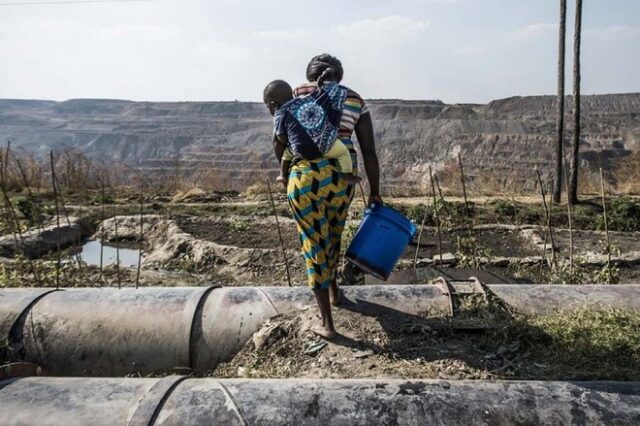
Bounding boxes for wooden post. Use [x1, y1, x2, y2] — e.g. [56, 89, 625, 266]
[51, 160, 82, 271]
[414, 192, 430, 267]
[136, 174, 144, 289]
[569, 0, 583, 205]
[2, 140, 10, 186]
[114, 202, 121, 289]
[599, 168, 612, 284]
[0, 152, 20, 254]
[563, 149, 574, 277]
[433, 174, 451, 216]
[458, 153, 472, 237]
[99, 176, 105, 285]
[266, 179, 292, 287]
[0, 178, 40, 284]
[50, 151, 61, 289]
[553, 0, 567, 203]
[15, 158, 45, 232]
[429, 167, 443, 265]
[536, 168, 558, 272]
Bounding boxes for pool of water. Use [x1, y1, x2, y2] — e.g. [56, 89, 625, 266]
[78, 240, 142, 268]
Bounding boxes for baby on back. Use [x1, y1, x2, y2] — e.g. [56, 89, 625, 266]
[263, 77, 361, 186]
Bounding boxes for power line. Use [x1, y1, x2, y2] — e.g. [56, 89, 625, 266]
[0, 0, 155, 6]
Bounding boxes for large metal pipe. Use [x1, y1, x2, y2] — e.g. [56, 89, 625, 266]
[15, 287, 211, 376]
[1, 285, 640, 377]
[1, 377, 639, 425]
[0, 288, 58, 339]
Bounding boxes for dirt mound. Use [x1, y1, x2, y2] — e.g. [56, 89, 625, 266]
[213, 307, 498, 380]
[213, 299, 640, 381]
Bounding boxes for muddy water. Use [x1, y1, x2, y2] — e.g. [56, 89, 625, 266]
[78, 240, 141, 267]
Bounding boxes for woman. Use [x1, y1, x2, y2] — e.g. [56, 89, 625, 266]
[287, 54, 382, 338]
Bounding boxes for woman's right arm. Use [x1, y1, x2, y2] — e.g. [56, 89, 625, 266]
[355, 113, 382, 205]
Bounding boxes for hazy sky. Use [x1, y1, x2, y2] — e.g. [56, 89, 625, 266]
[0, 0, 638, 103]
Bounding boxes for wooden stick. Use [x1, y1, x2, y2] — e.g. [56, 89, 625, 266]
[50, 151, 61, 289]
[114, 202, 121, 289]
[99, 176, 105, 285]
[0, 177, 41, 284]
[357, 182, 367, 208]
[0, 153, 20, 252]
[50, 157, 83, 271]
[458, 153, 472, 237]
[538, 221, 549, 283]
[536, 168, 557, 271]
[2, 140, 10, 186]
[0, 145, 40, 285]
[266, 179, 292, 287]
[599, 168, 612, 284]
[414, 191, 430, 267]
[429, 167, 443, 265]
[15, 158, 45, 233]
[562, 149, 574, 277]
[433, 174, 451, 216]
[135, 174, 144, 289]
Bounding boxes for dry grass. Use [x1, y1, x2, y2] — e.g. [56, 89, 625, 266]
[172, 187, 207, 203]
[615, 151, 640, 194]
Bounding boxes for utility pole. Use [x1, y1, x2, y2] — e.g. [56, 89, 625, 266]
[569, 0, 583, 205]
[553, 0, 567, 204]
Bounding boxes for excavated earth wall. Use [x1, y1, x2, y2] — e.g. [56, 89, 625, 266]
[1, 94, 638, 192]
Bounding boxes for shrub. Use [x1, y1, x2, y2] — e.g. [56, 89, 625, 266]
[14, 197, 39, 223]
[600, 197, 640, 232]
[493, 199, 517, 217]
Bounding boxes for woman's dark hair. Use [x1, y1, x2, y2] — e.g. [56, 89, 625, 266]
[306, 54, 344, 85]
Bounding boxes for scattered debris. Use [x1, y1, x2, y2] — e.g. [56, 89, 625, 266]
[213, 291, 640, 381]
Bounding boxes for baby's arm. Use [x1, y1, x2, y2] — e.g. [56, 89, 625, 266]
[274, 134, 291, 186]
[273, 133, 287, 162]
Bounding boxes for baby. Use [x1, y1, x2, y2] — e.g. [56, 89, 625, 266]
[263, 79, 361, 186]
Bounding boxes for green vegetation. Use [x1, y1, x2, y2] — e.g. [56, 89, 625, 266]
[455, 236, 492, 269]
[493, 199, 517, 218]
[340, 223, 359, 255]
[598, 197, 640, 232]
[444, 291, 640, 380]
[0, 256, 87, 288]
[493, 308, 640, 380]
[391, 197, 640, 232]
[14, 196, 41, 224]
[507, 260, 621, 285]
[230, 218, 250, 232]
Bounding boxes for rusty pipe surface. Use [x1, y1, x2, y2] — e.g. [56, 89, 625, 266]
[1, 285, 640, 376]
[0, 377, 639, 426]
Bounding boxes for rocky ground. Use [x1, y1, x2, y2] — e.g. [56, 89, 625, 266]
[213, 292, 640, 381]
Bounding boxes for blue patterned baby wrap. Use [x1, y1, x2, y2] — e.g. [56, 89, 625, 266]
[274, 83, 348, 160]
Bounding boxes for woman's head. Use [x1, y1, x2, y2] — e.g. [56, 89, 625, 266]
[306, 54, 344, 84]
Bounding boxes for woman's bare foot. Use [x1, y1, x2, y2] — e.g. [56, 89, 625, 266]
[312, 288, 337, 339]
[329, 282, 342, 306]
[311, 324, 337, 340]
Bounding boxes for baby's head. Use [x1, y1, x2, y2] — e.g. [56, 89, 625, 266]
[263, 80, 293, 116]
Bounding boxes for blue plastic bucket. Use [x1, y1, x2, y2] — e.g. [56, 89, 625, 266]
[345, 204, 417, 280]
